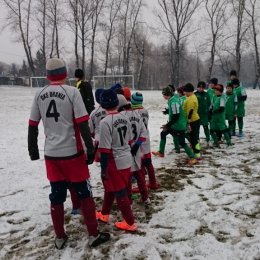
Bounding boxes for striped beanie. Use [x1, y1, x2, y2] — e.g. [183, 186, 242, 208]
[95, 88, 104, 104]
[130, 92, 143, 104]
[46, 58, 67, 81]
[100, 89, 119, 109]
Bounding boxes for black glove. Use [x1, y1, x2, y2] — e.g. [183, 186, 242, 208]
[131, 143, 140, 156]
[162, 108, 169, 115]
[86, 153, 95, 165]
[101, 168, 108, 180]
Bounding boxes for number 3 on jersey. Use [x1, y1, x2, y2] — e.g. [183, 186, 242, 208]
[117, 126, 127, 146]
[46, 100, 60, 122]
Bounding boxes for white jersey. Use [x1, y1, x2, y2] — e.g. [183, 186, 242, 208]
[89, 106, 107, 141]
[120, 109, 148, 171]
[134, 107, 151, 155]
[29, 83, 88, 158]
[99, 112, 133, 170]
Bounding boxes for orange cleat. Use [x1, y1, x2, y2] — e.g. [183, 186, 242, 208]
[96, 211, 109, 223]
[152, 151, 164, 157]
[187, 158, 198, 165]
[115, 219, 137, 232]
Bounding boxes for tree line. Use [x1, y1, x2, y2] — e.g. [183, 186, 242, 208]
[1, 0, 260, 89]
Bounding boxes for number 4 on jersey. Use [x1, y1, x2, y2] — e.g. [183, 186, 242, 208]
[46, 100, 60, 122]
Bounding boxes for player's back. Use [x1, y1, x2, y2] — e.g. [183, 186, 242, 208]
[89, 106, 107, 140]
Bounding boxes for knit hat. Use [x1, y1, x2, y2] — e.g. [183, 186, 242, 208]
[114, 88, 124, 95]
[232, 78, 240, 86]
[230, 70, 237, 76]
[111, 83, 122, 91]
[183, 83, 194, 92]
[226, 83, 233, 89]
[215, 84, 224, 93]
[74, 69, 84, 78]
[46, 58, 67, 81]
[122, 87, 131, 100]
[95, 88, 104, 104]
[100, 89, 119, 109]
[162, 86, 173, 96]
[197, 81, 206, 88]
[177, 86, 185, 95]
[168, 84, 175, 93]
[130, 92, 143, 104]
[117, 94, 128, 109]
[209, 78, 218, 85]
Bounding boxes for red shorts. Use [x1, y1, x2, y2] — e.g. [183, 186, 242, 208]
[45, 154, 90, 182]
[102, 156, 131, 192]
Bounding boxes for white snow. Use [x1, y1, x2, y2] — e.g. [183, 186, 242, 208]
[1, 86, 260, 259]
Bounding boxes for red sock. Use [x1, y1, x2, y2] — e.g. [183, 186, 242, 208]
[146, 164, 157, 185]
[126, 174, 133, 204]
[101, 192, 115, 215]
[69, 187, 81, 210]
[80, 197, 98, 237]
[116, 195, 134, 225]
[133, 170, 148, 201]
[50, 204, 66, 238]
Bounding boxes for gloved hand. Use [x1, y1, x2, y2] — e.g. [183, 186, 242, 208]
[131, 143, 140, 156]
[160, 124, 169, 132]
[86, 153, 95, 165]
[162, 108, 169, 115]
[101, 168, 108, 180]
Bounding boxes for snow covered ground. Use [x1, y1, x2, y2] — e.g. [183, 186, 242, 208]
[1, 86, 260, 260]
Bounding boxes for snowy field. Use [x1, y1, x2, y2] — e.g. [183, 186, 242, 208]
[1, 86, 260, 260]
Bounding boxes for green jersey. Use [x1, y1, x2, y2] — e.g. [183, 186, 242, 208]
[195, 91, 211, 125]
[210, 95, 227, 131]
[179, 96, 187, 107]
[233, 86, 246, 117]
[168, 96, 187, 131]
[223, 92, 237, 120]
[226, 79, 243, 87]
[207, 88, 215, 100]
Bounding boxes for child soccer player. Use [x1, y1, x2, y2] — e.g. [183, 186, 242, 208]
[224, 83, 237, 136]
[130, 92, 159, 190]
[118, 94, 150, 204]
[153, 86, 197, 165]
[232, 78, 247, 137]
[209, 84, 232, 147]
[96, 89, 137, 231]
[194, 81, 211, 144]
[177, 86, 186, 106]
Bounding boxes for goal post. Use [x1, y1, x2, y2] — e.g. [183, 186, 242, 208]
[30, 77, 75, 88]
[92, 75, 134, 90]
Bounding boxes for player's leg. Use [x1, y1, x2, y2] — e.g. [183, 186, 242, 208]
[189, 120, 201, 158]
[133, 169, 149, 203]
[237, 117, 244, 137]
[152, 129, 170, 156]
[203, 125, 210, 143]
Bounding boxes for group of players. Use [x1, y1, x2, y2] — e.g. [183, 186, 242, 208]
[152, 69, 247, 165]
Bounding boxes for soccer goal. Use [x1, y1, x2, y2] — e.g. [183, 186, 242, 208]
[30, 77, 75, 88]
[92, 75, 134, 90]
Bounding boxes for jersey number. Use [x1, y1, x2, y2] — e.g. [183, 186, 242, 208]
[46, 100, 60, 122]
[143, 118, 147, 129]
[117, 126, 127, 146]
[131, 124, 138, 140]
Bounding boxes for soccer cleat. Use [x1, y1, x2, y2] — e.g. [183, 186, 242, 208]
[115, 219, 137, 232]
[96, 211, 109, 223]
[55, 236, 68, 250]
[195, 155, 202, 161]
[147, 183, 159, 189]
[187, 158, 198, 165]
[238, 131, 243, 137]
[132, 187, 140, 193]
[152, 151, 164, 157]
[131, 193, 138, 200]
[71, 208, 82, 215]
[88, 232, 110, 247]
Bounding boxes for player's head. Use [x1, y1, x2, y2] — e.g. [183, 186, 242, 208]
[95, 88, 104, 104]
[197, 81, 206, 93]
[215, 84, 224, 96]
[232, 78, 240, 88]
[74, 69, 84, 81]
[100, 89, 119, 110]
[110, 83, 122, 92]
[162, 86, 173, 100]
[230, 70, 237, 80]
[117, 94, 131, 112]
[46, 58, 67, 82]
[226, 83, 233, 94]
[168, 84, 175, 93]
[122, 87, 131, 101]
[183, 83, 194, 97]
[130, 92, 143, 105]
[177, 86, 184, 97]
[209, 78, 218, 88]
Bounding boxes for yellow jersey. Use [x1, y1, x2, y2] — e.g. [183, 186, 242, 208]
[183, 94, 200, 123]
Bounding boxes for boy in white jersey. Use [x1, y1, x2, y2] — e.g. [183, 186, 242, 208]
[118, 94, 150, 204]
[130, 92, 159, 190]
[28, 58, 110, 249]
[96, 89, 137, 232]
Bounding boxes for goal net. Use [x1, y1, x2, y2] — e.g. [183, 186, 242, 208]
[30, 77, 75, 88]
[92, 75, 134, 90]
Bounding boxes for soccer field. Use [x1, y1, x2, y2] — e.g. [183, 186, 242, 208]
[1, 86, 260, 260]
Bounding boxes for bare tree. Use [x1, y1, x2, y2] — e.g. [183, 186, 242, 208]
[2, 0, 35, 75]
[157, 0, 202, 87]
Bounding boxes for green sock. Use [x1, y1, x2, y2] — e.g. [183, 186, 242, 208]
[204, 128, 210, 142]
[211, 132, 219, 146]
[238, 118, 243, 132]
[184, 144, 194, 158]
[159, 139, 166, 154]
[173, 135, 180, 150]
[223, 132, 232, 146]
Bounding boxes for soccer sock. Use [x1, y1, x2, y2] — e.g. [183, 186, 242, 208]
[210, 132, 219, 146]
[69, 187, 81, 210]
[223, 132, 232, 146]
[159, 139, 166, 154]
[133, 170, 148, 202]
[50, 203, 66, 239]
[146, 163, 157, 185]
[204, 126, 210, 142]
[101, 192, 115, 215]
[116, 195, 135, 225]
[183, 144, 195, 158]
[238, 117, 243, 132]
[80, 197, 99, 237]
[173, 135, 180, 150]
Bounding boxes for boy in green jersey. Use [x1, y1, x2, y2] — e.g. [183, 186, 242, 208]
[177, 86, 187, 106]
[153, 86, 197, 165]
[194, 81, 211, 143]
[209, 84, 232, 147]
[226, 70, 242, 86]
[224, 83, 237, 136]
[232, 78, 247, 137]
